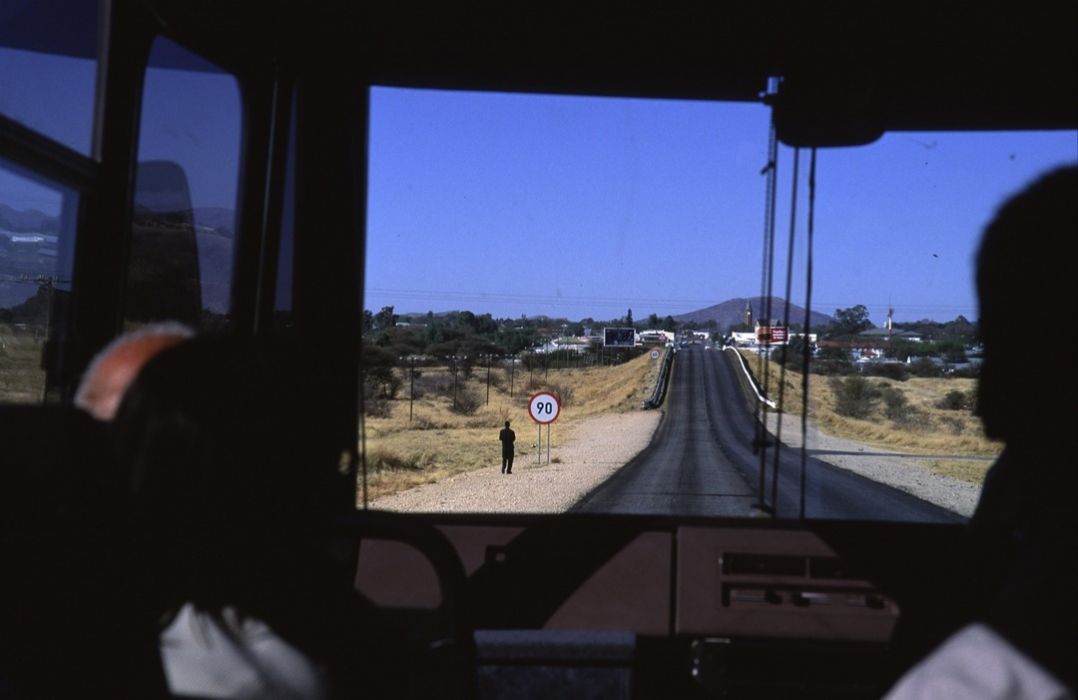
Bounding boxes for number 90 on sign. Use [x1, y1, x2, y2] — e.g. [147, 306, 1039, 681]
[528, 392, 561, 424]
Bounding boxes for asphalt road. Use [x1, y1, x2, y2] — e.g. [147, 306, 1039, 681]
[574, 345, 964, 522]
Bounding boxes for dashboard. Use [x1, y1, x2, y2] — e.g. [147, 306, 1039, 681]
[351, 512, 946, 698]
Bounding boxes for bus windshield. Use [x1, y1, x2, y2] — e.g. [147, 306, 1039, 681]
[358, 86, 1077, 520]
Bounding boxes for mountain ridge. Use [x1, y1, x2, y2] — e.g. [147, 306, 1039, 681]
[674, 296, 835, 331]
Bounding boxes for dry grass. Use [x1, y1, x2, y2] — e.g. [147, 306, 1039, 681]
[741, 350, 1001, 458]
[0, 324, 46, 403]
[359, 352, 661, 502]
[923, 459, 994, 484]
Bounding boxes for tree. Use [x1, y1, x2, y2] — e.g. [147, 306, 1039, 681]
[775, 335, 812, 367]
[374, 305, 396, 331]
[831, 305, 872, 336]
[886, 338, 926, 360]
[626, 308, 634, 327]
[377, 326, 426, 357]
[475, 313, 498, 335]
[361, 342, 402, 399]
[647, 313, 660, 329]
[662, 315, 677, 332]
[458, 310, 478, 333]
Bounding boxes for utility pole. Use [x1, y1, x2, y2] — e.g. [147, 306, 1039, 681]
[485, 354, 492, 404]
[451, 356, 459, 410]
[408, 356, 415, 420]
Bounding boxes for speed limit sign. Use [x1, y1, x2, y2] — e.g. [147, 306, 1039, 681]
[528, 391, 561, 424]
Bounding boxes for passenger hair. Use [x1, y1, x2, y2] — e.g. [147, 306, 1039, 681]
[73, 321, 195, 411]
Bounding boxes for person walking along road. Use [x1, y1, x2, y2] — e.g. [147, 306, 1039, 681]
[499, 421, 516, 474]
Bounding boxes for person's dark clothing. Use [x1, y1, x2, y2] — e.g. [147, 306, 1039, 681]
[964, 446, 1077, 690]
[499, 428, 515, 473]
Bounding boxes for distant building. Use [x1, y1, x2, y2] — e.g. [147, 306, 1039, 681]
[730, 327, 816, 348]
[730, 331, 757, 347]
[536, 336, 591, 355]
[639, 330, 674, 346]
[858, 327, 923, 342]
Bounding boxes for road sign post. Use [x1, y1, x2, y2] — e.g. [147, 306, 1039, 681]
[528, 391, 561, 465]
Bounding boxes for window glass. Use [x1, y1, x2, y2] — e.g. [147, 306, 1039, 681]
[272, 102, 297, 333]
[361, 86, 1076, 520]
[0, 159, 77, 402]
[125, 37, 240, 330]
[0, 0, 99, 155]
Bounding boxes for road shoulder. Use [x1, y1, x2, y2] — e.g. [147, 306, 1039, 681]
[370, 410, 663, 513]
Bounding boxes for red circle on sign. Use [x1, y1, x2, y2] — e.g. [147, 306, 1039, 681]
[528, 391, 561, 424]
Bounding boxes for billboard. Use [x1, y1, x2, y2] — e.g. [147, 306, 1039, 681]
[604, 327, 636, 347]
[756, 326, 787, 344]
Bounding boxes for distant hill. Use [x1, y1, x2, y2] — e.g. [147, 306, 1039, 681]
[674, 296, 835, 331]
[192, 207, 235, 235]
[0, 204, 234, 314]
[0, 203, 59, 234]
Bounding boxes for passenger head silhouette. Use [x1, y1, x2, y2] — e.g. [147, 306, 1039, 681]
[113, 336, 338, 617]
[974, 165, 1077, 444]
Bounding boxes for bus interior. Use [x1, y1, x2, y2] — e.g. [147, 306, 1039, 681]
[1, 1, 1075, 698]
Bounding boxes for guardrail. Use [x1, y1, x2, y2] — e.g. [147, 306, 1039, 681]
[724, 347, 777, 409]
[642, 348, 673, 409]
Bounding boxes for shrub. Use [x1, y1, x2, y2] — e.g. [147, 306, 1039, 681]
[862, 363, 909, 381]
[363, 397, 392, 418]
[880, 385, 908, 419]
[410, 414, 442, 430]
[813, 348, 854, 376]
[909, 358, 943, 378]
[833, 376, 881, 419]
[451, 387, 482, 415]
[813, 359, 855, 376]
[936, 390, 972, 411]
[878, 385, 929, 427]
[770, 345, 806, 369]
[939, 415, 967, 435]
[366, 448, 423, 473]
[548, 381, 575, 408]
[414, 372, 451, 397]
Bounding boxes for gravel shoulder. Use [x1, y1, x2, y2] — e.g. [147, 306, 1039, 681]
[763, 412, 986, 517]
[370, 411, 663, 513]
[370, 403, 987, 518]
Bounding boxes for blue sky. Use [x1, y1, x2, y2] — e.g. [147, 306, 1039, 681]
[367, 87, 1077, 325]
[2, 42, 1075, 325]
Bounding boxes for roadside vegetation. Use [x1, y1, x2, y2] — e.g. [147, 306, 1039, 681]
[0, 323, 45, 402]
[739, 350, 1000, 483]
[359, 350, 661, 502]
